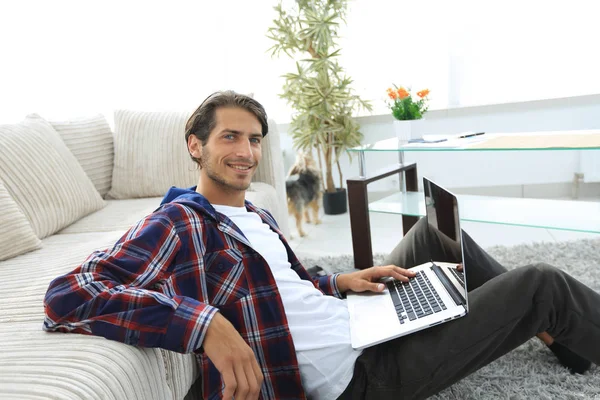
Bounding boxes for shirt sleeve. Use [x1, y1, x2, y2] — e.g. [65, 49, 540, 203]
[313, 273, 344, 299]
[42, 208, 219, 354]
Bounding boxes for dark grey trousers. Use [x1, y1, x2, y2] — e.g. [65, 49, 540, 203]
[338, 218, 600, 400]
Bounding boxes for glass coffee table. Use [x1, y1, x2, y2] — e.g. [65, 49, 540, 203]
[346, 132, 600, 269]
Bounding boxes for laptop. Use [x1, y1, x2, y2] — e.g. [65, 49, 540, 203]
[347, 177, 469, 350]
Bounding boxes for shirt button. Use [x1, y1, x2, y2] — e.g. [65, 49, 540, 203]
[218, 263, 225, 271]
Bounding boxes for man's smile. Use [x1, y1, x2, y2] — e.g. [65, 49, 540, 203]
[227, 163, 254, 172]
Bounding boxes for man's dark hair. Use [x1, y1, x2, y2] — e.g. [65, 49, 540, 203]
[185, 90, 268, 165]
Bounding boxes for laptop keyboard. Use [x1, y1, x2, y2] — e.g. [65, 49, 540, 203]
[448, 267, 465, 287]
[386, 271, 446, 324]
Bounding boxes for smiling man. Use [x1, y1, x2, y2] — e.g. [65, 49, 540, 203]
[44, 91, 598, 400]
[187, 105, 264, 203]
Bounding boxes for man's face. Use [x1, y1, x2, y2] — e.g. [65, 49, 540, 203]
[197, 107, 263, 193]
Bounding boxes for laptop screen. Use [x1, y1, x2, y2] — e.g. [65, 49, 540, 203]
[423, 177, 468, 305]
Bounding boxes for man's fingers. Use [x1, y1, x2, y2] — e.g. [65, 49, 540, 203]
[233, 362, 250, 400]
[373, 265, 415, 282]
[241, 354, 262, 400]
[221, 367, 237, 400]
[203, 313, 262, 399]
[363, 281, 386, 292]
[250, 355, 264, 398]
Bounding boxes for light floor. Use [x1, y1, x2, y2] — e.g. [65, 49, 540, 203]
[287, 206, 599, 262]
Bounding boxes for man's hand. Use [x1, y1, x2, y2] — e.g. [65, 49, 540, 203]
[203, 312, 263, 400]
[336, 265, 417, 294]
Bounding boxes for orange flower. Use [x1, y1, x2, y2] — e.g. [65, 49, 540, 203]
[417, 89, 430, 98]
[397, 87, 410, 99]
[386, 88, 398, 100]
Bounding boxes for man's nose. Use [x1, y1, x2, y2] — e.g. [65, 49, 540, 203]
[234, 139, 254, 159]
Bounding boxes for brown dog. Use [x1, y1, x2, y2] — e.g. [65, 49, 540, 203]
[285, 152, 322, 237]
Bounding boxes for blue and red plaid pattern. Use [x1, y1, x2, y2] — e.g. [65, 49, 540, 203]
[43, 192, 342, 400]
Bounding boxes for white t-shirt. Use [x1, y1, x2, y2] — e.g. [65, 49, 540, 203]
[213, 205, 362, 400]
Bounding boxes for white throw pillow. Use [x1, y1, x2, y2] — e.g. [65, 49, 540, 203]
[0, 179, 41, 261]
[0, 117, 106, 239]
[107, 110, 197, 199]
[36, 114, 115, 197]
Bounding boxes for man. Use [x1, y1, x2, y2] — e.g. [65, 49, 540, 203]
[44, 91, 597, 400]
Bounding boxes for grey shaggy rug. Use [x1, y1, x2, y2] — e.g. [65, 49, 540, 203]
[299, 238, 600, 399]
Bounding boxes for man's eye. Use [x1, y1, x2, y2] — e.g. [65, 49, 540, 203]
[224, 134, 234, 140]
[250, 138, 261, 144]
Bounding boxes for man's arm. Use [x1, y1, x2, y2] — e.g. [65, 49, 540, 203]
[43, 206, 218, 354]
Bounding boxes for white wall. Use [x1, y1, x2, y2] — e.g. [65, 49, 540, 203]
[2, 1, 599, 125]
[0, 0, 297, 124]
[278, 94, 600, 195]
[445, 0, 600, 108]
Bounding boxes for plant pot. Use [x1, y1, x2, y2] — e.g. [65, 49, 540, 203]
[394, 119, 425, 193]
[393, 118, 426, 146]
[323, 188, 347, 215]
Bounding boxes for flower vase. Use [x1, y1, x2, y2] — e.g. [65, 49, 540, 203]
[393, 118, 425, 145]
[393, 119, 412, 147]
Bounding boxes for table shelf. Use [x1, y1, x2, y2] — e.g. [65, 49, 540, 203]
[346, 131, 600, 269]
[370, 192, 600, 234]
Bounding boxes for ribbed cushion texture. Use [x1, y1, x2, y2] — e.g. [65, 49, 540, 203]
[246, 182, 285, 230]
[0, 117, 106, 239]
[38, 114, 115, 197]
[0, 107, 287, 399]
[58, 197, 162, 234]
[252, 121, 290, 237]
[0, 230, 196, 400]
[0, 180, 41, 261]
[106, 108, 290, 236]
[108, 110, 196, 199]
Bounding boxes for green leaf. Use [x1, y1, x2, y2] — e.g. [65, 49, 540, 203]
[267, 0, 370, 190]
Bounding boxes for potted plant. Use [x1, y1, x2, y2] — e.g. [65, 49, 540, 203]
[386, 85, 430, 144]
[267, 0, 372, 215]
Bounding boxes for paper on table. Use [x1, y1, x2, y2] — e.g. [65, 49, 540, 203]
[466, 132, 600, 149]
[403, 135, 488, 148]
[422, 131, 484, 141]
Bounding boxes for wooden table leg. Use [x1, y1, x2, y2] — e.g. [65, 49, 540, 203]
[402, 165, 419, 235]
[347, 179, 373, 269]
[347, 163, 418, 269]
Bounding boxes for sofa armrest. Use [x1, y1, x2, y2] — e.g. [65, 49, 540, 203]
[251, 118, 290, 238]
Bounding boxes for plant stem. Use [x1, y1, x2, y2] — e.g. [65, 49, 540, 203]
[337, 158, 343, 189]
[316, 146, 326, 192]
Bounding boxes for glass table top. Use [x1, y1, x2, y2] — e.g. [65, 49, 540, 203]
[370, 192, 600, 234]
[349, 133, 600, 152]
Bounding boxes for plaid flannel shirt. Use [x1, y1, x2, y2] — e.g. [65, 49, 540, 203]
[43, 190, 343, 400]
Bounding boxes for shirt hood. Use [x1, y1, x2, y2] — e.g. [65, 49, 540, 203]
[161, 186, 199, 205]
[159, 185, 215, 216]
[160, 186, 254, 221]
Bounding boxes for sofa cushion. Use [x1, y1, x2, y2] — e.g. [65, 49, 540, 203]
[59, 197, 163, 234]
[107, 110, 196, 199]
[0, 231, 195, 399]
[0, 180, 41, 261]
[0, 116, 106, 239]
[36, 114, 115, 197]
[60, 188, 284, 235]
[252, 120, 290, 238]
[246, 182, 286, 231]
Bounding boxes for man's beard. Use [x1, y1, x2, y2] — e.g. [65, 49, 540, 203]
[200, 147, 253, 192]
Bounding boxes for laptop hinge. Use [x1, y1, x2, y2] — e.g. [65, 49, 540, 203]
[431, 263, 466, 306]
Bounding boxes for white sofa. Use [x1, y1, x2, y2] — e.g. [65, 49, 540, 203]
[0, 110, 289, 399]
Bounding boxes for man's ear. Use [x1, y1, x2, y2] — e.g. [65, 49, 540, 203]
[188, 135, 202, 160]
